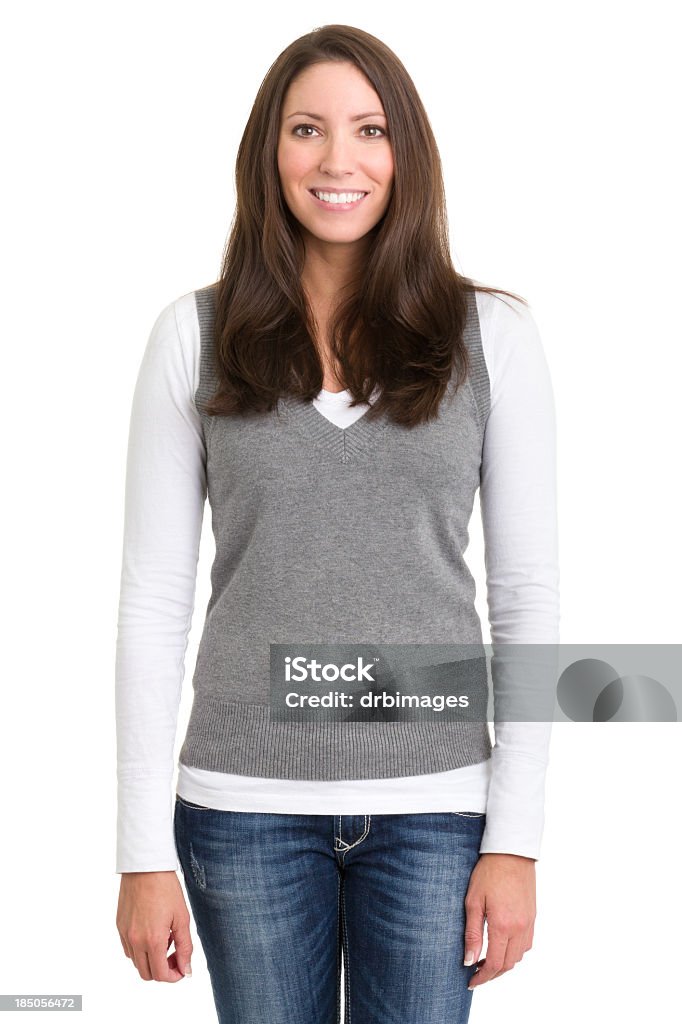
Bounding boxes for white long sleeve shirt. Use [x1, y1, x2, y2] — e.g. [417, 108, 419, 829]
[115, 286, 559, 873]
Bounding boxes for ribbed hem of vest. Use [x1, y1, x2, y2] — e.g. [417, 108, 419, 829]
[178, 697, 492, 780]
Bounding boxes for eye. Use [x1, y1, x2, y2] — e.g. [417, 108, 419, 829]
[360, 125, 387, 138]
[291, 124, 320, 137]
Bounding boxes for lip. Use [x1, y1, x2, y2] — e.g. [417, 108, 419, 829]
[308, 188, 369, 211]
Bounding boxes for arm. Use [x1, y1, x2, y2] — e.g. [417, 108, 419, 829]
[466, 291, 559, 989]
[478, 291, 559, 860]
[115, 293, 206, 874]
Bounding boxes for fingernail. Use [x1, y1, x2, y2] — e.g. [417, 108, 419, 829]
[468, 985, 475, 991]
[463, 951, 475, 966]
[183, 965, 192, 976]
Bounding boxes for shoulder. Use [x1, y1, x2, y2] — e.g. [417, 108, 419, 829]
[152, 287, 207, 398]
[173, 288, 200, 328]
[473, 289, 547, 399]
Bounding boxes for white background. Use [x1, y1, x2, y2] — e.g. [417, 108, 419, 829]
[1, 1, 680, 1020]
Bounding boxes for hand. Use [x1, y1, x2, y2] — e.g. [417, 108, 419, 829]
[463, 853, 536, 990]
[117, 871, 193, 982]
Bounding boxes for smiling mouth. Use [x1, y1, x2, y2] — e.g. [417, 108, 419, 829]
[308, 188, 369, 209]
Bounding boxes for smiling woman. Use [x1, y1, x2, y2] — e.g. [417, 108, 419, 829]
[195, 24, 524, 424]
[276, 60, 396, 385]
[277, 62, 394, 234]
[116, 22, 557, 1024]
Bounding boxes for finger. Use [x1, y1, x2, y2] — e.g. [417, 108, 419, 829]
[463, 902, 485, 967]
[171, 916, 194, 978]
[166, 950, 187, 983]
[165, 929, 189, 981]
[501, 934, 526, 972]
[147, 939, 177, 982]
[143, 952, 154, 982]
[131, 948, 153, 982]
[468, 933, 509, 989]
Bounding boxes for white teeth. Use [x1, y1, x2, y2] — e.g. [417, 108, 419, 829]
[312, 190, 366, 204]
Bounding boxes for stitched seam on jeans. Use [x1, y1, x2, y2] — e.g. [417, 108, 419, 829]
[177, 795, 212, 811]
[342, 879, 351, 1024]
[336, 872, 342, 1024]
[336, 816, 371, 853]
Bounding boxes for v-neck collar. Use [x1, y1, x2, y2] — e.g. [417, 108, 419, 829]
[278, 387, 391, 464]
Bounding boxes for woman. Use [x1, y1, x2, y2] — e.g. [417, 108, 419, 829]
[115, 24, 558, 1024]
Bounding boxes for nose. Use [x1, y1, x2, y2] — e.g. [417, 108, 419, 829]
[318, 133, 357, 178]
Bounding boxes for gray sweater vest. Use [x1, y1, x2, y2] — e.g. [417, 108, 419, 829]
[178, 282, 493, 779]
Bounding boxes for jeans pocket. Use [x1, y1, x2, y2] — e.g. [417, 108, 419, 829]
[451, 810, 486, 818]
[176, 794, 213, 811]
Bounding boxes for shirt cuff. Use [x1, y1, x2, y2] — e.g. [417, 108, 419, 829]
[479, 742, 551, 860]
[116, 773, 180, 874]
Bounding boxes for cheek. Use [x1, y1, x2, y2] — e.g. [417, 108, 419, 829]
[382, 152, 395, 184]
[368, 149, 394, 189]
[278, 144, 310, 188]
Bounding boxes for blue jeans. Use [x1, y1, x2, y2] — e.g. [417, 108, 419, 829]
[174, 796, 486, 1024]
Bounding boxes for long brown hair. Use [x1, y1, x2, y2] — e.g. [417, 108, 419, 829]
[205, 24, 526, 428]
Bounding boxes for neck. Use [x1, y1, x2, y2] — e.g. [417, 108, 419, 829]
[300, 233, 369, 308]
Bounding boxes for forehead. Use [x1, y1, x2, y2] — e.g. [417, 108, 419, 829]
[282, 61, 385, 115]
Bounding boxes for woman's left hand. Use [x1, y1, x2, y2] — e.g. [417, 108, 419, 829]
[463, 852, 536, 990]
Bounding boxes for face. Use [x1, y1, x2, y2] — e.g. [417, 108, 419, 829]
[277, 61, 394, 252]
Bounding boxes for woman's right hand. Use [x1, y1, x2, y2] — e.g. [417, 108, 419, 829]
[117, 871, 193, 982]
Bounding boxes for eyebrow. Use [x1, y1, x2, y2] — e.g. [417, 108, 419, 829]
[285, 110, 387, 121]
